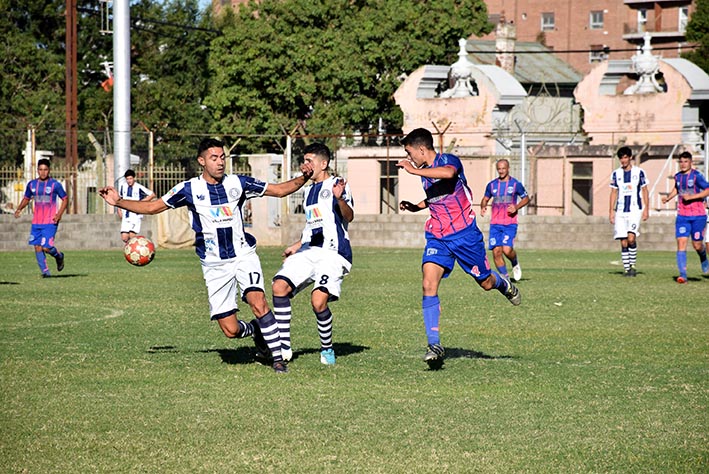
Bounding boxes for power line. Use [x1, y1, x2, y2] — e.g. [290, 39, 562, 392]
[469, 44, 698, 54]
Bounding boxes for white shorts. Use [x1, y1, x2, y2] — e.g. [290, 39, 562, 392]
[120, 214, 142, 234]
[614, 212, 642, 239]
[274, 247, 351, 301]
[201, 246, 265, 320]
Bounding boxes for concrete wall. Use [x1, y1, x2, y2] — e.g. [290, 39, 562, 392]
[0, 213, 679, 252]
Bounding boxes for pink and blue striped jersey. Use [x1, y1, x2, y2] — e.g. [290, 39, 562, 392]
[422, 153, 476, 239]
[162, 174, 267, 263]
[484, 177, 528, 225]
[23, 178, 67, 225]
[673, 169, 709, 217]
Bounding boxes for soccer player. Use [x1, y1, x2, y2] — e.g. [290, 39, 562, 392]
[608, 147, 649, 277]
[479, 158, 529, 281]
[271, 143, 354, 367]
[397, 128, 521, 368]
[117, 169, 156, 244]
[99, 138, 314, 373]
[14, 158, 68, 278]
[662, 151, 709, 283]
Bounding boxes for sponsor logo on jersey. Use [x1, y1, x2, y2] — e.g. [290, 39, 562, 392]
[305, 207, 322, 221]
[320, 188, 332, 199]
[196, 194, 205, 200]
[209, 206, 233, 218]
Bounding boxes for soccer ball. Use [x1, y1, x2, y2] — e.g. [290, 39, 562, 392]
[124, 236, 155, 266]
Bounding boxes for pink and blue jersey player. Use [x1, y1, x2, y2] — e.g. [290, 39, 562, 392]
[398, 128, 521, 369]
[14, 158, 67, 277]
[480, 159, 529, 282]
[662, 151, 709, 283]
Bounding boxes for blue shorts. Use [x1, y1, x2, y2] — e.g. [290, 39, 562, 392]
[488, 224, 518, 249]
[28, 224, 58, 247]
[423, 224, 492, 282]
[675, 215, 707, 241]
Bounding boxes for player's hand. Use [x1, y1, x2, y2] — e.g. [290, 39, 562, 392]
[642, 210, 649, 221]
[333, 177, 346, 200]
[99, 186, 119, 205]
[399, 200, 417, 212]
[506, 204, 517, 216]
[480, 206, 487, 217]
[282, 244, 299, 258]
[52, 214, 61, 224]
[14, 209, 21, 218]
[396, 159, 415, 173]
[299, 162, 314, 180]
[661, 196, 668, 204]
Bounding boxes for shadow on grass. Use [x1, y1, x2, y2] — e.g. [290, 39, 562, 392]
[44, 274, 88, 279]
[196, 347, 256, 365]
[288, 342, 369, 362]
[445, 347, 516, 360]
[0, 281, 20, 285]
[147, 345, 178, 353]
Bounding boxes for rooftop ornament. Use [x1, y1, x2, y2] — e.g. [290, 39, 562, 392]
[624, 32, 664, 95]
[440, 38, 477, 98]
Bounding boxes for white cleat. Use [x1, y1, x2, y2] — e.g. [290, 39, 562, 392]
[281, 348, 293, 363]
[512, 264, 522, 282]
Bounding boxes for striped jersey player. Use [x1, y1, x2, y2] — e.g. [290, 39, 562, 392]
[661, 151, 709, 282]
[397, 128, 521, 369]
[609, 147, 649, 277]
[272, 142, 354, 367]
[98, 138, 314, 373]
[117, 169, 155, 243]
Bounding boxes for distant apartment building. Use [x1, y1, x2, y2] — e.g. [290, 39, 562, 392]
[212, 0, 251, 15]
[481, 0, 696, 73]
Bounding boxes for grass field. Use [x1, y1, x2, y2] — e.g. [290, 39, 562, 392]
[1, 247, 707, 473]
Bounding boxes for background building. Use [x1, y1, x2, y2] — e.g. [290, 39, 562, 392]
[480, 0, 696, 74]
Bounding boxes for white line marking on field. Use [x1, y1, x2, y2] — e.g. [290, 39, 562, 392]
[5, 309, 124, 330]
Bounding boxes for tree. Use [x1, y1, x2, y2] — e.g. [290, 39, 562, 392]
[683, 0, 709, 74]
[205, 0, 491, 153]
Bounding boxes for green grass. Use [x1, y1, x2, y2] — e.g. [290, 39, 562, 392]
[1, 248, 707, 473]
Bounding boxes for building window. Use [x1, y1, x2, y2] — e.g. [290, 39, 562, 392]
[590, 11, 604, 30]
[589, 45, 607, 63]
[571, 162, 593, 215]
[541, 12, 555, 31]
[637, 9, 647, 32]
[679, 6, 689, 33]
[380, 160, 399, 214]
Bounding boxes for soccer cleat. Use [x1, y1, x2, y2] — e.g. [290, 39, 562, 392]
[56, 252, 64, 272]
[677, 276, 687, 284]
[512, 264, 522, 282]
[623, 269, 632, 277]
[281, 348, 293, 363]
[628, 266, 637, 277]
[41, 273, 51, 278]
[505, 280, 521, 306]
[320, 348, 336, 366]
[423, 343, 445, 369]
[272, 361, 288, 374]
[702, 259, 709, 274]
[251, 320, 271, 360]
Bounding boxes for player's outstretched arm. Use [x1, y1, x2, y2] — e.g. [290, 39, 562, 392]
[661, 188, 678, 204]
[13, 197, 30, 218]
[264, 162, 314, 198]
[283, 240, 302, 258]
[99, 186, 168, 215]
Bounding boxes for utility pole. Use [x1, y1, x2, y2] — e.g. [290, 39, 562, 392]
[65, 0, 78, 213]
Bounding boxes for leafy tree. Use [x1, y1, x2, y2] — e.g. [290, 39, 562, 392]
[206, 0, 491, 153]
[683, 0, 709, 74]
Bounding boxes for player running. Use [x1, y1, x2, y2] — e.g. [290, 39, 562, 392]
[397, 128, 521, 369]
[14, 158, 68, 278]
[270, 143, 354, 367]
[480, 158, 529, 281]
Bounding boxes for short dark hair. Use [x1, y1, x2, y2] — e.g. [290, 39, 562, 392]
[401, 128, 434, 150]
[198, 138, 224, 157]
[37, 158, 51, 168]
[679, 151, 692, 160]
[124, 169, 136, 178]
[303, 142, 331, 166]
[617, 146, 632, 159]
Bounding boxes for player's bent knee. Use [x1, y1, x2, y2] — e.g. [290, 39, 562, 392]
[479, 275, 495, 291]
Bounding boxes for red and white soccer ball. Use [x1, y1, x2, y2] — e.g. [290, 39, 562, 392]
[124, 236, 155, 266]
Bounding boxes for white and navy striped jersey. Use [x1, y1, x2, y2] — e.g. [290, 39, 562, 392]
[118, 181, 152, 218]
[162, 174, 267, 263]
[299, 176, 353, 263]
[610, 166, 647, 213]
